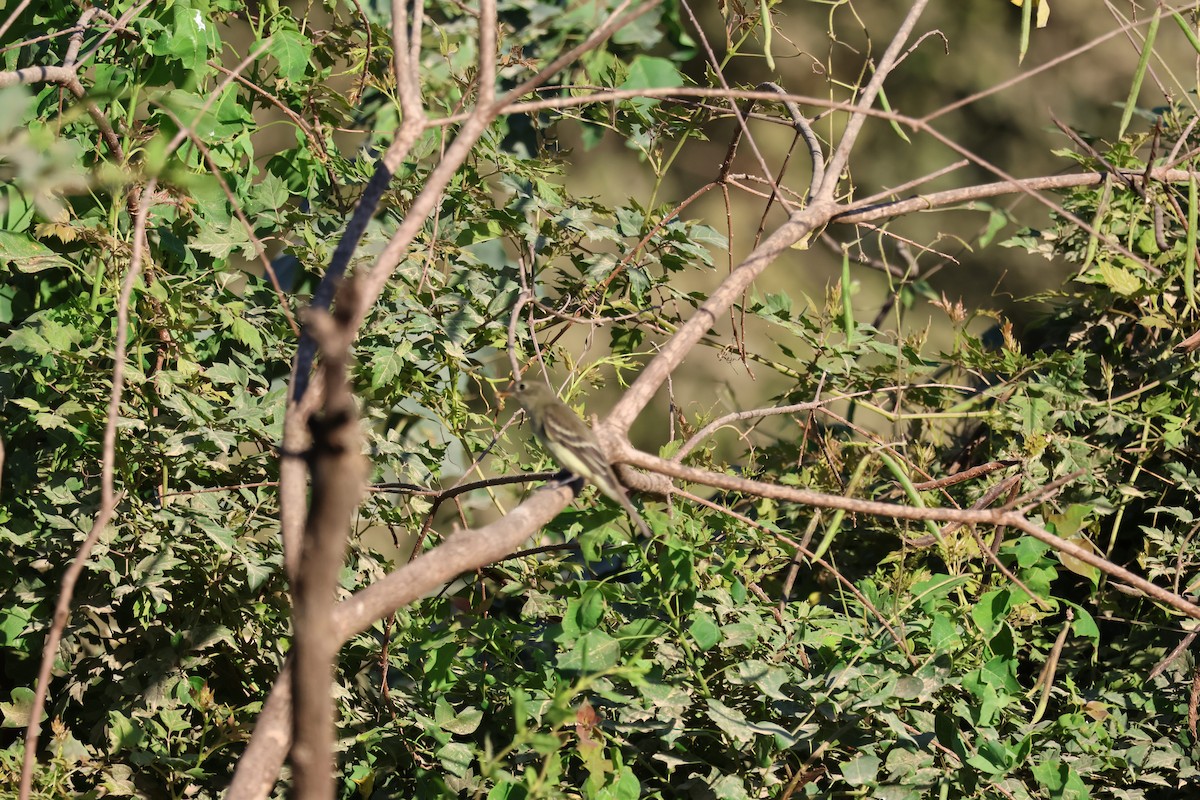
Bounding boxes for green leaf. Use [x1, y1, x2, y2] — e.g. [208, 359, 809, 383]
[250, 172, 290, 214]
[688, 612, 720, 651]
[979, 208, 1009, 247]
[1046, 504, 1090, 537]
[971, 590, 1013, 638]
[437, 741, 473, 777]
[1009, 536, 1051, 568]
[597, 766, 641, 800]
[619, 55, 684, 106]
[1069, 605, 1100, 645]
[575, 588, 606, 630]
[269, 25, 313, 84]
[840, 753, 881, 787]
[557, 630, 620, 672]
[369, 341, 412, 389]
[204, 361, 249, 386]
[705, 775, 749, 800]
[929, 613, 961, 652]
[730, 660, 789, 700]
[0, 687, 38, 728]
[39, 318, 82, 351]
[705, 698, 753, 744]
[3, 328, 51, 355]
[229, 317, 264, 352]
[1091, 261, 1143, 296]
[435, 697, 483, 735]
[157, 0, 213, 78]
[1032, 759, 1090, 800]
[106, 711, 144, 753]
[0, 605, 34, 647]
[0, 231, 74, 272]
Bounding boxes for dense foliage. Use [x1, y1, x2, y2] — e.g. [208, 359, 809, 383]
[2, 1, 1199, 798]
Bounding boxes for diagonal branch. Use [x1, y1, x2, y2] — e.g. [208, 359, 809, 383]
[817, 0, 932, 201]
[607, 200, 837, 431]
[615, 447, 1200, 621]
[225, 483, 576, 799]
[832, 167, 1200, 224]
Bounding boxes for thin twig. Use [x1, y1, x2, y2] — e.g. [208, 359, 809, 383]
[618, 447, 1200, 622]
[910, 461, 1019, 492]
[818, 0, 932, 201]
[18, 39, 265, 796]
[17, 187, 153, 800]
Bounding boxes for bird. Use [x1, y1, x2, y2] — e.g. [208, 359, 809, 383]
[505, 378, 651, 537]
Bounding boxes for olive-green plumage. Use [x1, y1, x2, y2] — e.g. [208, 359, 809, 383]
[508, 379, 650, 537]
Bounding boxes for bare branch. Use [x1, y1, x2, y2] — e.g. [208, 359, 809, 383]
[608, 201, 837, 430]
[679, 0, 792, 213]
[353, 0, 662, 330]
[0, 0, 35, 40]
[226, 484, 577, 798]
[290, 281, 367, 800]
[818, 0, 932, 200]
[615, 447, 1200, 621]
[837, 168, 1193, 226]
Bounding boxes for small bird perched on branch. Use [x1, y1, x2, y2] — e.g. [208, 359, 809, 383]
[505, 378, 651, 537]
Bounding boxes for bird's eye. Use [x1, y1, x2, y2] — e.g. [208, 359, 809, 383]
[516, 381, 527, 391]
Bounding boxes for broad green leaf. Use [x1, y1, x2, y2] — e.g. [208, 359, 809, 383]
[618, 55, 684, 104]
[436, 741, 473, 777]
[557, 630, 620, 672]
[0, 231, 74, 273]
[840, 753, 881, 787]
[269, 26, 313, 84]
[687, 611, 719, 651]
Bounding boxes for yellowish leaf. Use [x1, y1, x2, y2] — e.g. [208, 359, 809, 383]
[1010, 0, 1050, 28]
[35, 222, 80, 244]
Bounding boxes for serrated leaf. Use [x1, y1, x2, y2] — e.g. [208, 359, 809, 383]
[39, 318, 82, 351]
[252, 172, 290, 212]
[204, 362, 248, 386]
[229, 317, 263, 351]
[3, 329, 51, 355]
[269, 26, 313, 84]
[1095, 261, 1143, 295]
[34, 221, 82, 243]
[370, 341, 412, 389]
[190, 221, 254, 260]
[10, 396, 47, 412]
[0, 687, 38, 728]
